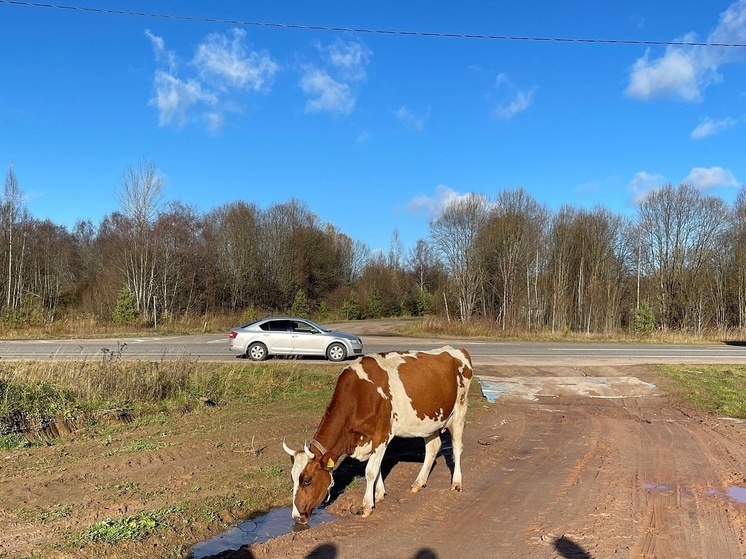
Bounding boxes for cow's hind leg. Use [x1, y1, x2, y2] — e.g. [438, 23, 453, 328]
[448, 408, 466, 491]
[411, 432, 441, 493]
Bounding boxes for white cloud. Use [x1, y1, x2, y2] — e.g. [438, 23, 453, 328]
[300, 68, 355, 115]
[407, 185, 473, 220]
[300, 39, 371, 116]
[629, 171, 667, 204]
[626, 46, 706, 102]
[192, 29, 278, 91]
[149, 71, 217, 127]
[325, 40, 372, 81]
[146, 28, 277, 131]
[683, 166, 739, 189]
[626, 1, 746, 102]
[491, 73, 536, 120]
[396, 106, 430, 132]
[691, 116, 741, 139]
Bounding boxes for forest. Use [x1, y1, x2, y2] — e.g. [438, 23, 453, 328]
[3, 158, 746, 336]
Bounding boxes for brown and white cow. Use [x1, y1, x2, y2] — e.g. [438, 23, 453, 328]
[283, 345, 473, 523]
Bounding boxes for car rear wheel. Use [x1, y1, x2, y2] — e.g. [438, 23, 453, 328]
[247, 342, 268, 361]
[326, 342, 347, 362]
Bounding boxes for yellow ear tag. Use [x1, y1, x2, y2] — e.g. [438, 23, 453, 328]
[326, 458, 335, 469]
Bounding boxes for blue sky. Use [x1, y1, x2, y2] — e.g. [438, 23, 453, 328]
[1, 1, 745, 253]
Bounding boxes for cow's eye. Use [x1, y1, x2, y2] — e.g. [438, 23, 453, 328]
[302, 476, 312, 486]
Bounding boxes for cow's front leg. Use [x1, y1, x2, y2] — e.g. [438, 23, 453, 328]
[411, 432, 441, 492]
[374, 475, 386, 501]
[361, 443, 388, 517]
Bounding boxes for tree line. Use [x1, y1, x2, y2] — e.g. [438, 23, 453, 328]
[3, 158, 746, 335]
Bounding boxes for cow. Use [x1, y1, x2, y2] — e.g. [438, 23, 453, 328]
[282, 345, 473, 524]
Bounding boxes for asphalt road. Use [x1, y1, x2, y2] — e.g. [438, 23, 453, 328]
[2, 332, 746, 366]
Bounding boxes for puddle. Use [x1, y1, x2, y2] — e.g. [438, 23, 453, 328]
[190, 507, 336, 558]
[643, 483, 671, 492]
[728, 486, 746, 504]
[705, 486, 746, 505]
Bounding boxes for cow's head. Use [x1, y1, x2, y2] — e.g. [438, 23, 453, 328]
[282, 439, 335, 524]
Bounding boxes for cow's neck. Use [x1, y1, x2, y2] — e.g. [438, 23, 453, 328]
[311, 412, 350, 462]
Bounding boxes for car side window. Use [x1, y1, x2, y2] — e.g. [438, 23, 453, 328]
[263, 320, 291, 332]
[293, 321, 314, 333]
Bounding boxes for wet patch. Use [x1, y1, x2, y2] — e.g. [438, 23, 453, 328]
[190, 507, 336, 558]
[478, 376, 657, 403]
[706, 486, 746, 505]
[643, 483, 671, 492]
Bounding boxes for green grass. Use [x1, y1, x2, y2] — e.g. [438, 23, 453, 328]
[0, 433, 31, 450]
[658, 365, 746, 419]
[77, 511, 159, 543]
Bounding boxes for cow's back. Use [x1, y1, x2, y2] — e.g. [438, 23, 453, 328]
[365, 346, 472, 438]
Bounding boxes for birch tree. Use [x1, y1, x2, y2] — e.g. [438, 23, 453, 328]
[429, 193, 488, 321]
[117, 157, 163, 321]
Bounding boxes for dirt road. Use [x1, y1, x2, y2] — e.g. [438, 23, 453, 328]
[1, 363, 744, 559]
[245, 366, 746, 559]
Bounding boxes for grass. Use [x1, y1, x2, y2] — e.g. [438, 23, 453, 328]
[398, 315, 746, 344]
[0, 359, 338, 441]
[75, 505, 187, 544]
[657, 364, 746, 419]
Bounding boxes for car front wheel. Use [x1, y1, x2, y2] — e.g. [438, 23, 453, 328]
[247, 342, 268, 361]
[326, 342, 347, 362]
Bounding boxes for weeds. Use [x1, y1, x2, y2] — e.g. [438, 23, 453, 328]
[77, 511, 159, 543]
[0, 360, 337, 443]
[0, 433, 31, 450]
[75, 504, 187, 544]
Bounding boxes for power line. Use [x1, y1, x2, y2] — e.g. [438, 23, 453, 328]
[2, 0, 746, 48]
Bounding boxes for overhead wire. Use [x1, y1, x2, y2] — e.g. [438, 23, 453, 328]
[1, 0, 746, 48]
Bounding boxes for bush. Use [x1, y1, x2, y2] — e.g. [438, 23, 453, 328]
[112, 289, 139, 326]
[633, 301, 655, 334]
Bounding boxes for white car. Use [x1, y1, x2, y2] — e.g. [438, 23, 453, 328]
[228, 317, 364, 362]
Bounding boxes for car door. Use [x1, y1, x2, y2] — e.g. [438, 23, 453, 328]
[290, 320, 326, 356]
[263, 320, 294, 354]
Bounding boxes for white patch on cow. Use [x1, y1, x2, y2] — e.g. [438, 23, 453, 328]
[289, 451, 310, 520]
[350, 440, 374, 460]
[351, 361, 372, 383]
[376, 386, 387, 399]
[371, 351, 406, 371]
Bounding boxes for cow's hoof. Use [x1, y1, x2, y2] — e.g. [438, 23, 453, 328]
[450, 484, 463, 492]
[410, 484, 424, 493]
[361, 507, 373, 518]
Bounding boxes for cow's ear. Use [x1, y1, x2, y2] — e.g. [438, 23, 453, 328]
[321, 453, 336, 471]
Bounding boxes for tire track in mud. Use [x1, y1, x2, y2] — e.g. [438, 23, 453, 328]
[625, 402, 746, 559]
[250, 392, 746, 559]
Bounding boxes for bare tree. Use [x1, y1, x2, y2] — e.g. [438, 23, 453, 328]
[638, 183, 728, 331]
[429, 193, 488, 321]
[117, 157, 164, 321]
[479, 188, 546, 330]
[1, 163, 28, 313]
[731, 187, 746, 329]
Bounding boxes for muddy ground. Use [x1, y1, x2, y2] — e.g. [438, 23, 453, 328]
[1, 357, 745, 557]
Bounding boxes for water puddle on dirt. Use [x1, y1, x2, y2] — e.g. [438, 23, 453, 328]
[705, 486, 746, 505]
[643, 483, 671, 492]
[190, 507, 336, 559]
